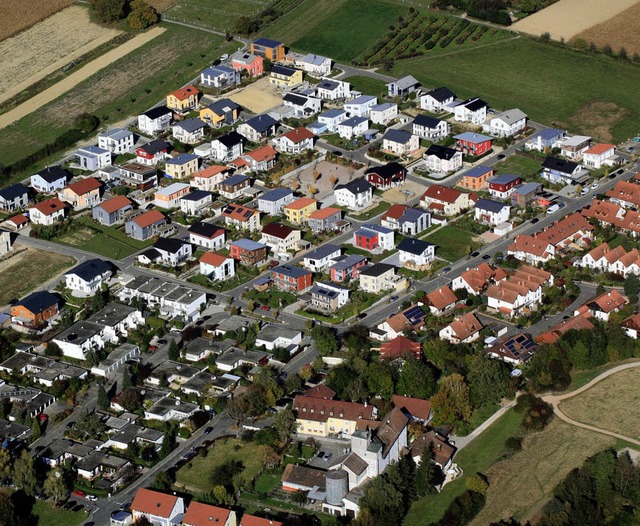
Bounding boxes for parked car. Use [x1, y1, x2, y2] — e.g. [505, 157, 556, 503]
[322, 452, 332, 462]
[591, 182, 599, 189]
[204, 427, 213, 435]
[389, 295, 399, 302]
[317, 451, 326, 459]
[497, 154, 506, 160]
[441, 266, 451, 274]
[86, 495, 97, 502]
[220, 53, 229, 61]
[482, 254, 491, 260]
[357, 312, 368, 319]
[531, 217, 539, 224]
[71, 490, 85, 498]
[470, 251, 480, 257]
[260, 305, 271, 311]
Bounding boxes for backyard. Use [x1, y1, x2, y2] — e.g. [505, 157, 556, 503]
[493, 153, 544, 180]
[424, 225, 479, 262]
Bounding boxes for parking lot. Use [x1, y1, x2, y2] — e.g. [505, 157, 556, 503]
[304, 437, 352, 469]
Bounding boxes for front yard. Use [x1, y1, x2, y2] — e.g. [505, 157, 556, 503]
[244, 288, 298, 309]
[424, 225, 480, 262]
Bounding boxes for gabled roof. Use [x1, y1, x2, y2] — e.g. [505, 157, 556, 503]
[462, 98, 488, 111]
[284, 197, 317, 210]
[174, 118, 205, 133]
[223, 204, 258, 222]
[282, 127, 315, 143]
[397, 237, 434, 255]
[292, 395, 375, 423]
[335, 178, 372, 196]
[489, 173, 521, 186]
[587, 290, 628, 314]
[282, 92, 308, 106]
[271, 264, 311, 279]
[271, 65, 298, 78]
[426, 286, 458, 310]
[475, 198, 509, 213]
[542, 156, 579, 174]
[383, 129, 413, 144]
[215, 131, 244, 148]
[65, 259, 113, 281]
[200, 252, 230, 267]
[261, 222, 295, 239]
[131, 488, 180, 518]
[308, 207, 341, 220]
[170, 85, 200, 101]
[422, 184, 463, 203]
[391, 75, 419, 90]
[154, 237, 189, 254]
[425, 144, 458, 160]
[31, 198, 66, 216]
[243, 114, 278, 133]
[392, 394, 431, 421]
[379, 335, 421, 360]
[305, 384, 336, 399]
[182, 502, 233, 526]
[244, 145, 278, 163]
[259, 188, 293, 202]
[188, 221, 224, 239]
[139, 139, 171, 155]
[413, 114, 444, 128]
[424, 87, 455, 102]
[65, 177, 101, 196]
[491, 108, 527, 125]
[240, 514, 284, 526]
[166, 153, 198, 165]
[305, 243, 341, 260]
[253, 37, 283, 48]
[446, 312, 483, 340]
[132, 210, 165, 228]
[192, 165, 229, 179]
[33, 166, 67, 184]
[222, 174, 250, 187]
[14, 291, 59, 314]
[0, 183, 28, 201]
[142, 105, 171, 119]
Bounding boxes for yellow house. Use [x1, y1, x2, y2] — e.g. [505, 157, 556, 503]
[58, 177, 102, 210]
[166, 85, 201, 112]
[165, 153, 199, 179]
[292, 396, 377, 437]
[283, 197, 317, 224]
[199, 99, 241, 127]
[269, 65, 303, 89]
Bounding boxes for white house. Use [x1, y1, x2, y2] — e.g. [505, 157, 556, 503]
[180, 190, 212, 215]
[199, 252, 235, 281]
[29, 198, 66, 226]
[98, 128, 134, 154]
[131, 488, 185, 526]
[200, 65, 240, 88]
[64, 259, 114, 297]
[282, 92, 322, 118]
[454, 98, 488, 125]
[334, 178, 373, 209]
[172, 118, 206, 144]
[413, 115, 450, 141]
[483, 108, 528, 137]
[316, 78, 351, 100]
[188, 221, 225, 250]
[189, 166, 228, 194]
[295, 53, 332, 76]
[382, 129, 419, 156]
[424, 145, 463, 173]
[138, 105, 172, 135]
[318, 109, 348, 132]
[583, 143, 616, 169]
[558, 135, 591, 160]
[303, 244, 342, 272]
[273, 127, 315, 154]
[439, 312, 483, 344]
[53, 321, 105, 360]
[355, 224, 395, 251]
[420, 87, 455, 113]
[31, 167, 67, 194]
[370, 103, 398, 125]
[474, 199, 511, 225]
[257, 188, 295, 216]
[75, 146, 111, 171]
[210, 131, 244, 163]
[259, 222, 301, 253]
[237, 114, 278, 142]
[397, 237, 435, 267]
[345, 95, 377, 118]
[337, 117, 368, 139]
[256, 325, 302, 352]
[622, 313, 640, 340]
[386, 75, 420, 97]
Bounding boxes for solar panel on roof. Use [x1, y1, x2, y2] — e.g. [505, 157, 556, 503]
[403, 306, 425, 325]
[523, 341, 535, 350]
[515, 335, 526, 343]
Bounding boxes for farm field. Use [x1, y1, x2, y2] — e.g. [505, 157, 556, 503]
[424, 225, 479, 261]
[511, 0, 638, 41]
[572, 2, 640, 55]
[0, 0, 74, 42]
[345, 76, 388, 97]
[392, 37, 640, 143]
[560, 367, 640, 439]
[0, 6, 122, 104]
[0, 23, 237, 169]
[165, 0, 271, 31]
[0, 248, 75, 306]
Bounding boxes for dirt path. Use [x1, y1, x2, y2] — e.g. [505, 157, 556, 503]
[0, 26, 165, 130]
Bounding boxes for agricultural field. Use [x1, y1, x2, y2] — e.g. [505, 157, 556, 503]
[359, 12, 512, 66]
[165, 0, 271, 31]
[0, 0, 74, 42]
[560, 367, 640, 439]
[0, 23, 237, 169]
[572, 2, 640, 55]
[0, 6, 122, 104]
[392, 37, 640, 143]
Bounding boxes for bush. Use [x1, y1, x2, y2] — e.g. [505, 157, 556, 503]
[177, 427, 191, 439]
[435, 490, 486, 525]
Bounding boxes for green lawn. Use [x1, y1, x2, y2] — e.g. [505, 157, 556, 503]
[424, 225, 479, 262]
[494, 154, 543, 180]
[404, 408, 524, 525]
[32, 500, 89, 526]
[165, 0, 271, 31]
[345, 76, 388, 97]
[245, 288, 297, 309]
[392, 37, 640, 143]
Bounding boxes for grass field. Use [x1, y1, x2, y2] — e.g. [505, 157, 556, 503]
[424, 225, 479, 261]
[0, 23, 237, 169]
[345, 76, 388, 96]
[392, 37, 640, 142]
[560, 367, 640, 439]
[404, 409, 524, 525]
[175, 437, 264, 493]
[32, 499, 89, 526]
[165, 0, 271, 31]
[0, 249, 75, 305]
[494, 154, 543, 181]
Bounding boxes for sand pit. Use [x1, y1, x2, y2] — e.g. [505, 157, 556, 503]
[382, 180, 428, 204]
[512, 0, 640, 41]
[229, 77, 283, 113]
[288, 160, 358, 199]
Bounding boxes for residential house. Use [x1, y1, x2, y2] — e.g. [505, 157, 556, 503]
[488, 173, 522, 198]
[237, 114, 278, 142]
[423, 285, 458, 315]
[369, 103, 398, 125]
[166, 85, 201, 113]
[580, 199, 640, 240]
[452, 263, 505, 295]
[354, 224, 394, 251]
[483, 108, 528, 137]
[329, 254, 367, 283]
[453, 98, 488, 124]
[131, 488, 185, 526]
[308, 207, 342, 233]
[260, 222, 301, 253]
[486, 333, 536, 365]
[250, 37, 285, 61]
[200, 252, 235, 281]
[507, 234, 556, 264]
[377, 335, 422, 360]
[292, 395, 376, 437]
[140, 238, 192, 267]
[135, 139, 170, 166]
[188, 221, 225, 250]
[5, 214, 29, 231]
[420, 184, 473, 215]
[172, 118, 206, 144]
[118, 162, 158, 190]
[240, 516, 283, 526]
[318, 109, 348, 132]
[459, 165, 493, 191]
[180, 190, 212, 215]
[382, 129, 419, 156]
[64, 259, 114, 296]
[387, 75, 419, 97]
[0, 184, 29, 211]
[154, 182, 190, 208]
[302, 244, 342, 272]
[392, 395, 432, 423]
[222, 203, 260, 231]
[283, 197, 318, 224]
[10, 291, 60, 328]
[583, 143, 616, 169]
[474, 198, 511, 225]
[412, 114, 450, 141]
[439, 312, 483, 343]
[229, 238, 268, 266]
[525, 128, 565, 152]
[295, 53, 332, 76]
[336, 116, 368, 139]
[485, 265, 552, 318]
[381, 204, 430, 235]
[230, 50, 263, 77]
[423, 145, 463, 173]
[274, 127, 315, 154]
[345, 95, 377, 118]
[256, 325, 302, 352]
[191, 165, 231, 192]
[316, 78, 351, 100]
[269, 65, 303, 88]
[241, 145, 278, 172]
[75, 145, 111, 171]
[575, 242, 627, 273]
[454, 132, 492, 157]
[219, 174, 251, 199]
[606, 180, 640, 209]
[581, 290, 628, 322]
[59, 177, 102, 210]
[92, 195, 133, 226]
[30, 166, 67, 193]
[211, 131, 244, 163]
[271, 264, 313, 293]
[334, 179, 373, 209]
[199, 99, 241, 127]
[165, 153, 199, 179]
[411, 432, 456, 471]
[308, 282, 350, 313]
[200, 65, 240, 89]
[511, 182, 542, 207]
[536, 311, 595, 345]
[365, 162, 406, 190]
[258, 188, 295, 215]
[558, 135, 591, 160]
[282, 92, 321, 118]
[138, 105, 172, 135]
[397, 237, 435, 267]
[541, 156, 585, 185]
[29, 198, 66, 225]
[374, 305, 426, 340]
[53, 320, 105, 360]
[125, 210, 166, 240]
[622, 313, 640, 339]
[420, 87, 455, 113]
[98, 128, 133, 154]
[359, 263, 399, 293]
[183, 502, 237, 526]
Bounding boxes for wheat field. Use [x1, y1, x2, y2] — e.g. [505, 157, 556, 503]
[0, 0, 75, 41]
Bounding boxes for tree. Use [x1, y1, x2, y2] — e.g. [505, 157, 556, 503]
[13, 450, 38, 496]
[85, 350, 98, 368]
[466, 473, 489, 493]
[274, 409, 297, 442]
[211, 485, 234, 506]
[119, 388, 142, 411]
[364, 361, 395, 400]
[430, 373, 472, 427]
[152, 470, 173, 491]
[97, 384, 109, 410]
[122, 366, 132, 389]
[0, 448, 11, 480]
[343, 324, 371, 353]
[396, 358, 438, 399]
[0, 494, 15, 526]
[466, 355, 512, 408]
[44, 341, 61, 357]
[127, 0, 158, 30]
[311, 325, 339, 356]
[168, 339, 180, 361]
[415, 446, 438, 497]
[43, 469, 68, 503]
[624, 274, 640, 297]
[91, 0, 128, 23]
[30, 419, 41, 441]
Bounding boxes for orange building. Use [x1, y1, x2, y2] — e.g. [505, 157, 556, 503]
[250, 37, 285, 61]
[10, 291, 60, 328]
[459, 165, 494, 191]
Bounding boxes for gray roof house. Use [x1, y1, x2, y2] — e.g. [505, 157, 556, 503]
[387, 75, 420, 97]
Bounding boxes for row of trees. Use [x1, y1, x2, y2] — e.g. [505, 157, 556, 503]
[431, 0, 512, 25]
[89, 0, 158, 29]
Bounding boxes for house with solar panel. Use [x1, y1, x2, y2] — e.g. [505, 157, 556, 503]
[486, 333, 536, 365]
[308, 282, 350, 313]
[373, 304, 427, 340]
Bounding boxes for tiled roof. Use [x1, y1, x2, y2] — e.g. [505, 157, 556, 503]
[284, 197, 317, 210]
[426, 286, 457, 311]
[282, 127, 315, 143]
[132, 210, 165, 228]
[293, 395, 375, 423]
[447, 312, 483, 340]
[422, 184, 463, 204]
[379, 335, 421, 360]
[170, 85, 200, 101]
[392, 394, 431, 421]
[31, 198, 65, 216]
[65, 177, 101, 196]
[308, 207, 340, 220]
[584, 143, 614, 155]
[182, 502, 233, 526]
[131, 488, 180, 518]
[200, 252, 230, 267]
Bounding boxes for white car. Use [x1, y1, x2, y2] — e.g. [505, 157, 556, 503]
[591, 182, 599, 189]
[86, 495, 98, 502]
[220, 54, 229, 61]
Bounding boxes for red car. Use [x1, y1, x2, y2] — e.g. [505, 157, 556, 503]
[260, 305, 271, 311]
[72, 490, 85, 498]
[148, 345, 158, 352]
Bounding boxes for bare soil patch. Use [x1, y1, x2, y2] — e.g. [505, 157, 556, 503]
[0, 6, 122, 104]
[0, 0, 74, 42]
[288, 160, 358, 200]
[512, 0, 639, 41]
[382, 180, 428, 204]
[561, 100, 630, 143]
[471, 418, 614, 525]
[572, 2, 640, 55]
[228, 77, 284, 114]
